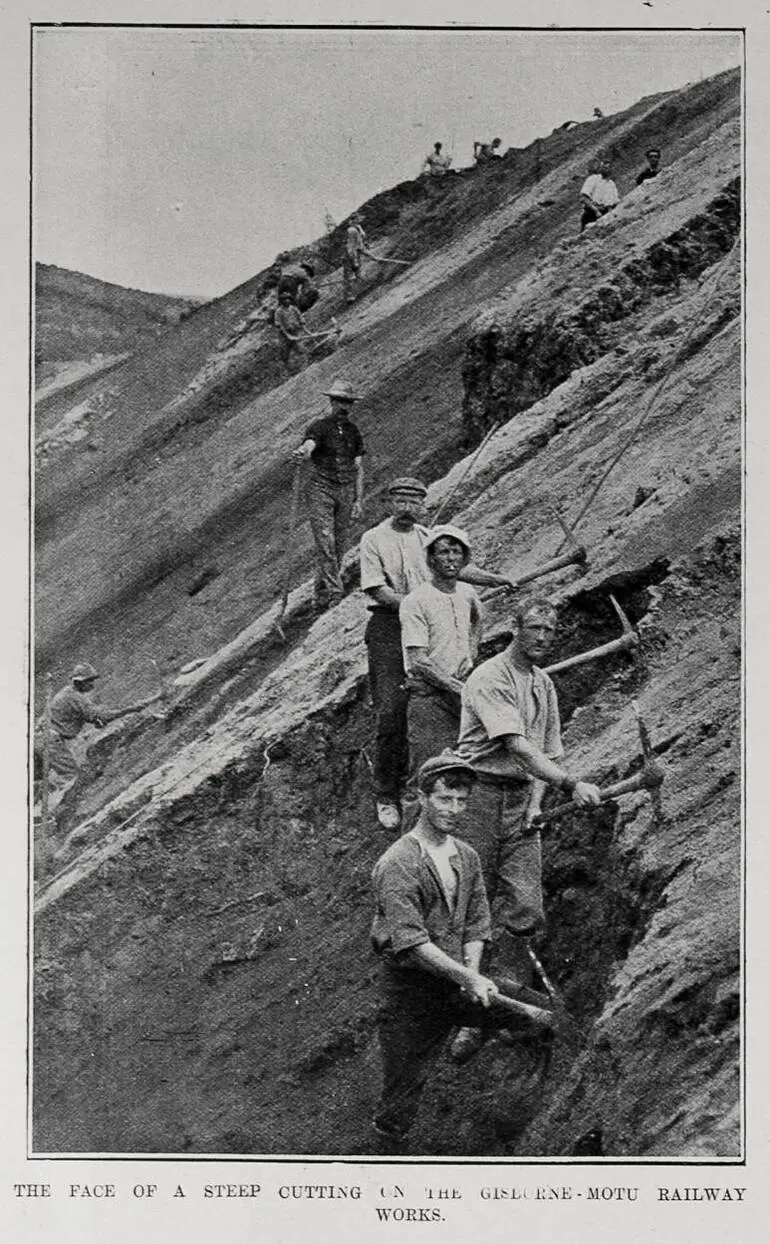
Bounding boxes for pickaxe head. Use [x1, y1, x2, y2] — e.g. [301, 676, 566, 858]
[608, 593, 635, 637]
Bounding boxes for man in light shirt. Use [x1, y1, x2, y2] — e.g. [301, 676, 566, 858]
[400, 525, 482, 781]
[422, 141, 452, 177]
[579, 158, 620, 231]
[450, 597, 601, 1061]
[360, 480, 516, 830]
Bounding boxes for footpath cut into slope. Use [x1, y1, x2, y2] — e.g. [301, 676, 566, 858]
[34, 68, 741, 1158]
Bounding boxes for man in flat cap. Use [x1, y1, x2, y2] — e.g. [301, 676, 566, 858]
[34, 662, 162, 787]
[370, 753, 551, 1152]
[293, 379, 365, 613]
[360, 480, 514, 830]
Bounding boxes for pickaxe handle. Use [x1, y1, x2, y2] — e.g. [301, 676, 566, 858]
[543, 628, 639, 675]
[534, 760, 665, 826]
[484, 547, 588, 601]
[491, 992, 554, 1030]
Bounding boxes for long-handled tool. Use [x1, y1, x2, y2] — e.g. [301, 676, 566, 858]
[272, 460, 303, 643]
[532, 757, 665, 827]
[482, 504, 588, 603]
[368, 252, 412, 266]
[543, 593, 638, 675]
[492, 991, 555, 1031]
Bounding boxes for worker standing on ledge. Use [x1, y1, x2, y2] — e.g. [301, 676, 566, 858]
[293, 379, 365, 614]
[449, 597, 601, 1062]
[400, 524, 482, 781]
[360, 480, 517, 831]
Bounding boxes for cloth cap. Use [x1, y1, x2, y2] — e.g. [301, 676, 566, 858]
[72, 662, 99, 682]
[646, 148, 661, 157]
[300, 261, 315, 276]
[425, 523, 471, 555]
[388, 476, 427, 497]
[418, 753, 477, 790]
[324, 379, 359, 402]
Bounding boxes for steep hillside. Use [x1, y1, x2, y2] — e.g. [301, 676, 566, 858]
[34, 264, 202, 410]
[33, 69, 741, 1158]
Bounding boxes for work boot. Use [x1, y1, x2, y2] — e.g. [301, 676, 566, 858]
[449, 1026, 485, 1064]
[376, 801, 401, 831]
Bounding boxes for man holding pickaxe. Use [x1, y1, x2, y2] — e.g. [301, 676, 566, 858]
[450, 596, 601, 1061]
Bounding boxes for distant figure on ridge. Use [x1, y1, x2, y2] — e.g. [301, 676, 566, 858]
[636, 147, 662, 185]
[292, 379, 365, 613]
[579, 157, 619, 231]
[473, 137, 502, 165]
[422, 141, 452, 177]
[343, 213, 372, 304]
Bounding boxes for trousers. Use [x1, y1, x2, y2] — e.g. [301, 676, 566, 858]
[307, 474, 355, 609]
[33, 731, 80, 781]
[457, 779, 545, 936]
[365, 610, 409, 800]
[374, 965, 546, 1139]
[406, 687, 461, 782]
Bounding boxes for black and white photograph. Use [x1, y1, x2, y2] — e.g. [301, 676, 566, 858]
[9, 8, 757, 1227]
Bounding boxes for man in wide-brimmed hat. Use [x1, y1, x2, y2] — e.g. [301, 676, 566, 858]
[293, 379, 365, 613]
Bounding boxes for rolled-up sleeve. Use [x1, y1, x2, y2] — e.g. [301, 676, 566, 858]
[399, 592, 429, 650]
[371, 857, 430, 957]
[360, 530, 386, 592]
[469, 678, 525, 741]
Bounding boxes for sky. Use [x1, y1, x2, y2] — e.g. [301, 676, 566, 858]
[33, 27, 741, 298]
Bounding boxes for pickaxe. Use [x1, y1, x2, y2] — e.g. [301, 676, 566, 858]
[483, 509, 588, 603]
[543, 593, 638, 675]
[532, 757, 665, 826]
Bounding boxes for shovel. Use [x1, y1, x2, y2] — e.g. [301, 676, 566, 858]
[272, 460, 303, 642]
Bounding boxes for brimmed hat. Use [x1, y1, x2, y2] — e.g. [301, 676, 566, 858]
[425, 523, 471, 555]
[388, 476, 427, 497]
[418, 753, 477, 790]
[324, 379, 359, 402]
[72, 662, 99, 683]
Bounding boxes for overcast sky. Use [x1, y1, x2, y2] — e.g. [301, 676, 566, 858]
[33, 27, 741, 298]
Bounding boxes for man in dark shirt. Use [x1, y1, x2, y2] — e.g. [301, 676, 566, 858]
[293, 379, 365, 612]
[370, 754, 552, 1150]
[636, 148, 661, 186]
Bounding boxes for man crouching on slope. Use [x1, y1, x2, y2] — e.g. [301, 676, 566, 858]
[370, 754, 552, 1153]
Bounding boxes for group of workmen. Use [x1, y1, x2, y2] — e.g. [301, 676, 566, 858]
[290, 375, 608, 1150]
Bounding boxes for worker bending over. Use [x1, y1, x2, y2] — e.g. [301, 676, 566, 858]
[35, 662, 162, 788]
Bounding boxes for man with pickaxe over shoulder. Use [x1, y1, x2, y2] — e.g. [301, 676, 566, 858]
[449, 596, 601, 1062]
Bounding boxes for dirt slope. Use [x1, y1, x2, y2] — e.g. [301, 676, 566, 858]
[33, 69, 741, 1158]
